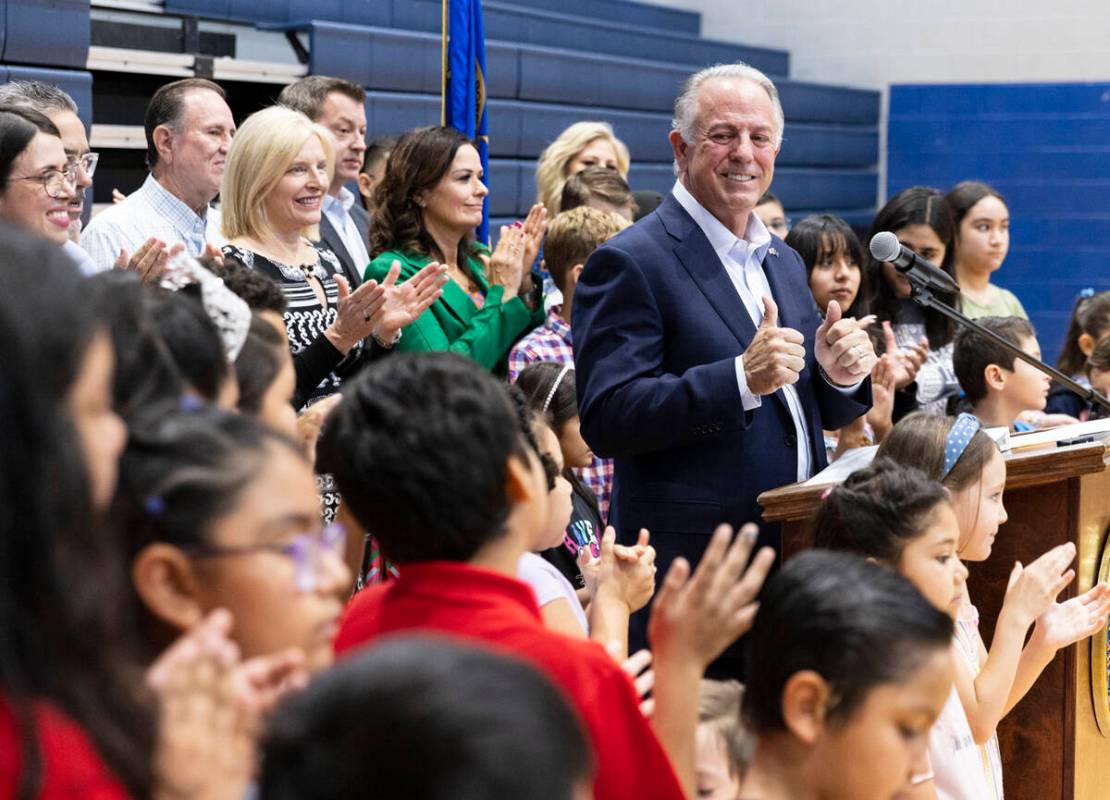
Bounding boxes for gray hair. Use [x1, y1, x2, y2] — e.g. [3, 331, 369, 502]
[671, 62, 785, 174]
[0, 80, 78, 115]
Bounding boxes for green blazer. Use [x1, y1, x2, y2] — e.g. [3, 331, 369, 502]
[365, 247, 545, 371]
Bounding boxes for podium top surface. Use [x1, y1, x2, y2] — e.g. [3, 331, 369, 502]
[759, 439, 1110, 524]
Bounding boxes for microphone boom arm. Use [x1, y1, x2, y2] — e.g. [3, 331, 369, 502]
[906, 277, 1110, 414]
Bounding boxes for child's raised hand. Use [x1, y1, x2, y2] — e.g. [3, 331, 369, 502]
[1032, 582, 1110, 651]
[614, 646, 655, 718]
[593, 527, 657, 614]
[1002, 543, 1077, 628]
[647, 523, 775, 669]
[148, 609, 255, 800]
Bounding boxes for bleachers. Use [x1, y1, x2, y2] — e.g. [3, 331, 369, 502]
[0, 0, 93, 129]
[4, 0, 880, 229]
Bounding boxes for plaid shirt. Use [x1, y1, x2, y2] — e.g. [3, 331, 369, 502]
[509, 307, 614, 521]
[81, 174, 227, 271]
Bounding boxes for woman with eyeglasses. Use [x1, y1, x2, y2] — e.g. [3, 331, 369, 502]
[115, 403, 352, 675]
[0, 106, 78, 245]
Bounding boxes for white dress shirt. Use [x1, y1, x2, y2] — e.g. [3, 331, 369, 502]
[81, 174, 226, 271]
[323, 187, 370, 273]
[672, 180, 859, 482]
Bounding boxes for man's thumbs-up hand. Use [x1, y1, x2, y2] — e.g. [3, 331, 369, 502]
[759, 294, 779, 329]
[815, 299, 878, 386]
[743, 295, 806, 396]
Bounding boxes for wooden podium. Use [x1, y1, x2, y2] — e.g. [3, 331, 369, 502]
[759, 440, 1110, 800]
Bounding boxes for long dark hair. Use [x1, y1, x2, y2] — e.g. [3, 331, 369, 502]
[0, 224, 155, 798]
[785, 214, 870, 318]
[369, 126, 482, 271]
[0, 105, 59, 187]
[865, 186, 958, 349]
[742, 550, 952, 734]
[87, 271, 185, 417]
[945, 180, 1006, 240]
[1057, 291, 1110, 376]
[811, 458, 951, 564]
[115, 404, 304, 657]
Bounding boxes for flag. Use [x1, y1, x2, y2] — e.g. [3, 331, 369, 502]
[442, 0, 489, 243]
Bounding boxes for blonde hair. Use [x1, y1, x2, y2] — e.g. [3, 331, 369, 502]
[698, 679, 753, 780]
[220, 105, 335, 242]
[534, 121, 630, 216]
[543, 206, 629, 291]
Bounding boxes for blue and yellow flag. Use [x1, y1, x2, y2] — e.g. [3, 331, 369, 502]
[442, 0, 489, 242]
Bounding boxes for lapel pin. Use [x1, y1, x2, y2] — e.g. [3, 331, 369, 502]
[768, 247, 779, 257]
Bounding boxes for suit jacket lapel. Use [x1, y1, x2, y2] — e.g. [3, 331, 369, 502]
[350, 203, 370, 244]
[662, 197, 800, 414]
[318, 215, 361, 288]
[661, 197, 759, 350]
[761, 243, 802, 333]
[438, 254, 487, 326]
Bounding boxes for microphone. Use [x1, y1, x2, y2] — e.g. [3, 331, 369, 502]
[869, 231, 961, 295]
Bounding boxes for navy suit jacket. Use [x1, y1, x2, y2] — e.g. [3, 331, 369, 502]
[318, 202, 370, 289]
[573, 194, 870, 576]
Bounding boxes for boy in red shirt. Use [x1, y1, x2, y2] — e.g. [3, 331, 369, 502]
[324, 353, 775, 799]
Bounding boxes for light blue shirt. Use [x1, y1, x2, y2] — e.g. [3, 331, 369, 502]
[81, 174, 226, 271]
[322, 187, 370, 273]
[63, 239, 103, 276]
[672, 180, 859, 482]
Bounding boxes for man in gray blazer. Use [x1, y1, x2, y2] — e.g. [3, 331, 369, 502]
[279, 76, 371, 289]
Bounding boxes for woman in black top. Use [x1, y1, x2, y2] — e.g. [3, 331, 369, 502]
[220, 105, 444, 409]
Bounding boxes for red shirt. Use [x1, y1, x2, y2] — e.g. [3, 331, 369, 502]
[335, 561, 685, 800]
[0, 697, 129, 799]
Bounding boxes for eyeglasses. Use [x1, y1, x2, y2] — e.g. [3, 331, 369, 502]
[7, 166, 78, 199]
[69, 152, 99, 179]
[184, 522, 348, 593]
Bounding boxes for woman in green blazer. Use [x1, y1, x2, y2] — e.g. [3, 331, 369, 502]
[366, 126, 546, 372]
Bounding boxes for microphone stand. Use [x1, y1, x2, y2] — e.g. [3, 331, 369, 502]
[906, 277, 1110, 414]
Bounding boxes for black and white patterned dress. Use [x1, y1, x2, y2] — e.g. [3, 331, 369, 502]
[223, 241, 361, 524]
[222, 242, 363, 410]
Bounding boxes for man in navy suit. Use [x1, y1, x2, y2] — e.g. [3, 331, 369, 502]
[572, 63, 877, 675]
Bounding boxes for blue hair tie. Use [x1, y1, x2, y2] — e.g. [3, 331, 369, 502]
[144, 495, 166, 516]
[1080, 287, 1096, 299]
[179, 394, 204, 412]
[940, 413, 981, 480]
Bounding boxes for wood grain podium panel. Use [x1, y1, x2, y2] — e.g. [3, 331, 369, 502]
[758, 441, 1110, 800]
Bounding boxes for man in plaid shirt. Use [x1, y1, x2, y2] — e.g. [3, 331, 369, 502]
[509, 206, 629, 520]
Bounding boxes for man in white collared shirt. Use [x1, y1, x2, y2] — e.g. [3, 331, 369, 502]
[572, 62, 878, 676]
[278, 76, 371, 289]
[82, 78, 233, 271]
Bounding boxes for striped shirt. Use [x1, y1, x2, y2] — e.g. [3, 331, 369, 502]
[81, 174, 226, 271]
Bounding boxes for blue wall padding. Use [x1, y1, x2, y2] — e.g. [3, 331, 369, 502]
[5, 66, 92, 126]
[888, 82, 1110, 363]
[169, 0, 699, 34]
[300, 23, 874, 122]
[4, 0, 89, 68]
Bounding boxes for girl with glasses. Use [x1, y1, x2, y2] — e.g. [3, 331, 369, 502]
[115, 403, 351, 675]
[0, 106, 77, 245]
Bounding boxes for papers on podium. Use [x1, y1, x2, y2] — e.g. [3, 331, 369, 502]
[1008, 417, 1110, 452]
[802, 445, 878, 486]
